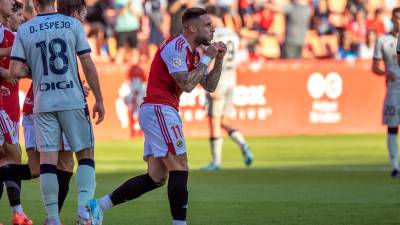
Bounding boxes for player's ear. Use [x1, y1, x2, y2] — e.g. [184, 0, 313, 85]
[72, 10, 79, 19]
[189, 24, 197, 33]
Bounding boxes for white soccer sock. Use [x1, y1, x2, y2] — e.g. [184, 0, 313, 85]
[76, 163, 96, 219]
[40, 172, 60, 220]
[229, 131, 246, 149]
[99, 195, 113, 213]
[47, 216, 62, 225]
[12, 204, 24, 214]
[172, 220, 187, 225]
[211, 138, 223, 165]
[387, 134, 400, 170]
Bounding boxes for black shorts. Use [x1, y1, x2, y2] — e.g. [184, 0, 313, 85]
[116, 30, 138, 48]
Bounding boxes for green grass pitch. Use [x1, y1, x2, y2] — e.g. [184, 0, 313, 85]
[0, 134, 399, 225]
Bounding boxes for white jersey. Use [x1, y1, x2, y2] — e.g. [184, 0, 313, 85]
[212, 27, 240, 88]
[11, 13, 91, 113]
[375, 32, 400, 92]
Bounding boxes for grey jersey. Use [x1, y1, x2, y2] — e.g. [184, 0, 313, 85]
[11, 13, 91, 113]
[375, 33, 400, 92]
[213, 27, 240, 88]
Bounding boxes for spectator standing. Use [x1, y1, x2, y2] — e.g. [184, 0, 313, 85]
[346, 0, 366, 15]
[144, 0, 166, 57]
[280, 0, 311, 59]
[367, 8, 386, 36]
[114, 0, 143, 65]
[86, 0, 114, 59]
[313, 0, 336, 35]
[346, 9, 367, 54]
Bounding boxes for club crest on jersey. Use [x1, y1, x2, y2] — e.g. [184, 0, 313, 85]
[172, 58, 182, 67]
[176, 139, 183, 148]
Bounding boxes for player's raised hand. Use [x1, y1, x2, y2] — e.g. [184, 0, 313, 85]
[92, 101, 105, 125]
[205, 43, 219, 59]
[216, 41, 227, 59]
[82, 80, 91, 97]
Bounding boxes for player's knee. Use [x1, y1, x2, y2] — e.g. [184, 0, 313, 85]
[57, 157, 74, 173]
[175, 159, 189, 171]
[29, 164, 40, 178]
[149, 171, 168, 186]
[388, 127, 398, 134]
[4, 144, 22, 163]
[75, 148, 94, 161]
[58, 152, 74, 170]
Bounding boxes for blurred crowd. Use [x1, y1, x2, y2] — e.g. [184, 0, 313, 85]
[17, 0, 400, 63]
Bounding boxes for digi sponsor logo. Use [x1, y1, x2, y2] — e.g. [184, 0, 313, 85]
[307, 72, 343, 124]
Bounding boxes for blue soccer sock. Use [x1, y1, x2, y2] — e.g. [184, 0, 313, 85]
[76, 159, 96, 219]
[40, 164, 60, 221]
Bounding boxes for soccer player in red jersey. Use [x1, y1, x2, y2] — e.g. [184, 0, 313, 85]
[89, 7, 226, 225]
[0, 1, 33, 225]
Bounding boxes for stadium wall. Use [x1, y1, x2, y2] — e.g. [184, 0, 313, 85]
[18, 60, 386, 140]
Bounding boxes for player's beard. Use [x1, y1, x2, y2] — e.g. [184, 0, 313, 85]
[195, 35, 211, 46]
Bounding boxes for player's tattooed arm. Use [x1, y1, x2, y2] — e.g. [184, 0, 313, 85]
[171, 63, 209, 93]
[171, 43, 220, 93]
[200, 42, 227, 92]
[79, 53, 105, 124]
[79, 53, 103, 101]
[200, 58, 223, 92]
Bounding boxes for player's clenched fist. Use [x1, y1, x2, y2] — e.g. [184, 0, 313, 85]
[216, 41, 227, 59]
[205, 43, 219, 59]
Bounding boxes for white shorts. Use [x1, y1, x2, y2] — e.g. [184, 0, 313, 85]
[0, 110, 18, 145]
[139, 104, 187, 158]
[383, 92, 400, 127]
[22, 114, 71, 151]
[206, 85, 235, 118]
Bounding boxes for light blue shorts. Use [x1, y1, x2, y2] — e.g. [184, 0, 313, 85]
[33, 108, 94, 152]
[22, 114, 71, 151]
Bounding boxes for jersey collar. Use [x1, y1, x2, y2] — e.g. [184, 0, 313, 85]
[37, 12, 59, 17]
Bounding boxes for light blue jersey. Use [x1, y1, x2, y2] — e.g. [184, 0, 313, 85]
[11, 13, 91, 113]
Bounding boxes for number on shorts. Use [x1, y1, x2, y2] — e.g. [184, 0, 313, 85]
[171, 125, 182, 139]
